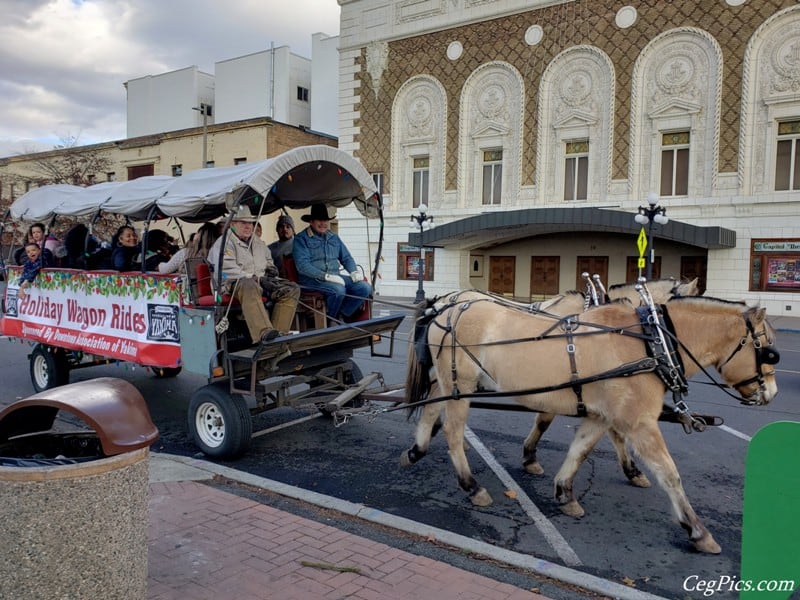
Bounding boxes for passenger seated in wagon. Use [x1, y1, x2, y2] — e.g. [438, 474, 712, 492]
[158, 222, 220, 274]
[17, 241, 53, 298]
[110, 225, 140, 271]
[292, 204, 371, 323]
[208, 214, 300, 344]
[142, 229, 176, 271]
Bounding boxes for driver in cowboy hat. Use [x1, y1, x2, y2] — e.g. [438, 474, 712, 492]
[291, 204, 371, 322]
[208, 212, 300, 344]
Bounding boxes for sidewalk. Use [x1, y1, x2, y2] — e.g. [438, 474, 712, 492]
[147, 455, 549, 600]
[147, 454, 666, 600]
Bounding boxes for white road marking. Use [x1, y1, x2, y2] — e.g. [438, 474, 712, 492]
[718, 424, 752, 442]
[464, 425, 583, 567]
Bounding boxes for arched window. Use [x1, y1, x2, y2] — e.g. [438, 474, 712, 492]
[629, 28, 722, 200]
[536, 46, 614, 204]
[390, 76, 447, 211]
[740, 5, 800, 194]
[457, 62, 523, 209]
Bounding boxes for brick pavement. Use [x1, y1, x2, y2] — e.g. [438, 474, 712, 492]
[148, 480, 549, 600]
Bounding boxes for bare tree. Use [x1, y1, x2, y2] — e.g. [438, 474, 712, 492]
[2, 136, 122, 253]
[26, 134, 112, 186]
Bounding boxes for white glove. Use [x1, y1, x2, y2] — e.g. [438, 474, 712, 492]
[349, 270, 364, 283]
[324, 273, 345, 286]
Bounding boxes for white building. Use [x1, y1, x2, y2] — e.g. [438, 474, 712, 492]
[334, 0, 800, 318]
[125, 67, 215, 138]
[125, 41, 336, 139]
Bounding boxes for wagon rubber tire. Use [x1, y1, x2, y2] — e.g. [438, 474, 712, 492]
[29, 345, 70, 392]
[188, 383, 252, 459]
[153, 366, 182, 378]
[318, 359, 365, 417]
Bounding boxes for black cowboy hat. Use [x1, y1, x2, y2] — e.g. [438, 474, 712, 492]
[301, 204, 336, 222]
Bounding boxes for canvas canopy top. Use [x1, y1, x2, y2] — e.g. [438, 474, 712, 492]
[8, 145, 380, 223]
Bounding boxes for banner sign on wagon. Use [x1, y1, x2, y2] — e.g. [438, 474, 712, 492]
[1, 268, 182, 368]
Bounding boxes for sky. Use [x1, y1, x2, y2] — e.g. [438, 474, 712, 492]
[0, 0, 341, 158]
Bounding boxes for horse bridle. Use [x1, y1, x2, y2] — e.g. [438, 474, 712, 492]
[719, 314, 780, 405]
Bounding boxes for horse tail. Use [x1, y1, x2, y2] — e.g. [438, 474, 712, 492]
[404, 298, 438, 418]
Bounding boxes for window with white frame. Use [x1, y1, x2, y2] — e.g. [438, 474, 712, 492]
[564, 141, 588, 201]
[775, 120, 800, 191]
[412, 157, 429, 208]
[660, 132, 690, 196]
[482, 149, 503, 205]
[372, 172, 385, 197]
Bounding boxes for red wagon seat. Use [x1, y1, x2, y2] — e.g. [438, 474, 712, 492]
[195, 262, 226, 306]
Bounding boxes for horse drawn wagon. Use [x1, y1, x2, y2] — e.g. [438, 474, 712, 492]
[0, 145, 404, 459]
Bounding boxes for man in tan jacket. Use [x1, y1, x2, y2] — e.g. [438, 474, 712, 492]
[208, 215, 300, 344]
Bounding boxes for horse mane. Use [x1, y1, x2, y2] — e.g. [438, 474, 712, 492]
[666, 295, 747, 308]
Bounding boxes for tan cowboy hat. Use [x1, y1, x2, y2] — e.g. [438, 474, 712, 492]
[301, 204, 336, 222]
[231, 214, 258, 223]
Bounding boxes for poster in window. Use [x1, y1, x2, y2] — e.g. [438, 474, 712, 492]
[406, 256, 422, 278]
[766, 257, 800, 288]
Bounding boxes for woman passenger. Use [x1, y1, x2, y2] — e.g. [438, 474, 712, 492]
[158, 222, 221, 274]
[110, 225, 139, 271]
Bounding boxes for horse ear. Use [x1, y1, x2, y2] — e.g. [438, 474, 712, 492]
[686, 277, 699, 296]
[754, 306, 767, 323]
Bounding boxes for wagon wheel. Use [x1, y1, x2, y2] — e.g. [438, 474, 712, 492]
[29, 345, 70, 392]
[152, 366, 182, 378]
[318, 359, 365, 417]
[188, 383, 252, 458]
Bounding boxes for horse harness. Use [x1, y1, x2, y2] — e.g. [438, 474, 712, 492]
[423, 295, 667, 416]
[717, 310, 780, 404]
[415, 290, 779, 432]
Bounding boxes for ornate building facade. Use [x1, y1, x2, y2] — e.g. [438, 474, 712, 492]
[337, 0, 800, 317]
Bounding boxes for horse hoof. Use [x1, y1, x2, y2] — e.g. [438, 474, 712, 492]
[525, 462, 544, 475]
[560, 501, 585, 518]
[629, 474, 651, 488]
[694, 534, 722, 554]
[470, 489, 493, 507]
[399, 451, 413, 468]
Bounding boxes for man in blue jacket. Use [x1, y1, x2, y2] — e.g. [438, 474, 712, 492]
[292, 204, 371, 322]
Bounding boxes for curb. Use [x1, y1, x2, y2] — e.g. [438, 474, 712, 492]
[156, 453, 669, 600]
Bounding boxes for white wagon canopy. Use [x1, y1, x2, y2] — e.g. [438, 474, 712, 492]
[8, 145, 381, 223]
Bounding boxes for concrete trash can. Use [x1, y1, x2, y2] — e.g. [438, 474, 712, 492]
[0, 377, 159, 600]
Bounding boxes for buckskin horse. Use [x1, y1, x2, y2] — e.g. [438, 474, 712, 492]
[401, 295, 778, 553]
[405, 278, 700, 489]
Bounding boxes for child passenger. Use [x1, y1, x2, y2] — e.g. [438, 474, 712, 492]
[17, 241, 53, 298]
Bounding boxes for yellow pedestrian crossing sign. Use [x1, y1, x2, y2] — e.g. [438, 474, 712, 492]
[637, 228, 647, 257]
[637, 228, 647, 270]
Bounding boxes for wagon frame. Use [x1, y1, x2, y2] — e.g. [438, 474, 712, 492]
[1, 145, 405, 458]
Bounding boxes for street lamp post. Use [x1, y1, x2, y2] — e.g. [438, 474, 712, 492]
[409, 203, 434, 303]
[192, 103, 210, 167]
[634, 192, 669, 280]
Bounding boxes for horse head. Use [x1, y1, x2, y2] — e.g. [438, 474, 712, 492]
[718, 305, 779, 406]
[672, 277, 700, 297]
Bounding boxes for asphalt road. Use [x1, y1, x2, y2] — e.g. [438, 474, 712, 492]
[2, 310, 798, 599]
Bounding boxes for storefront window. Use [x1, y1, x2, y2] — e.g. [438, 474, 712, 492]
[397, 243, 434, 281]
[750, 239, 800, 291]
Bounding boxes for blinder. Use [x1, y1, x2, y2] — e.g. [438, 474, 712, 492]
[757, 345, 780, 365]
[723, 313, 780, 404]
